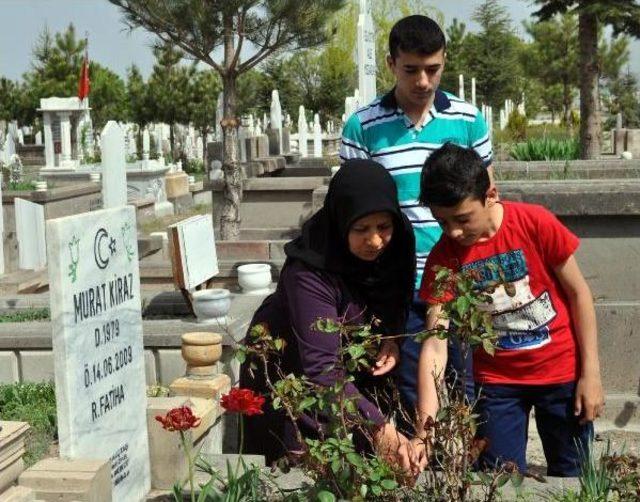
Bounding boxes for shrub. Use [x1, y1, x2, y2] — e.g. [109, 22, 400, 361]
[509, 137, 579, 161]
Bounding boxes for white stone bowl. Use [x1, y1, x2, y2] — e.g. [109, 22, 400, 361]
[237, 263, 272, 294]
[191, 288, 231, 323]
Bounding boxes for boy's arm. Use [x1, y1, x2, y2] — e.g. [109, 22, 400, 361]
[416, 303, 449, 437]
[554, 255, 604, 424]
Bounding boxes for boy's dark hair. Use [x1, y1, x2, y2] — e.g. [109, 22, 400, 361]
[419, 143, 489, 207]
[389, 15, 446, 59]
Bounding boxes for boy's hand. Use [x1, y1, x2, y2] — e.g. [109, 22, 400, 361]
[371, 339, 399, 376]
[574, 373, 604, 424]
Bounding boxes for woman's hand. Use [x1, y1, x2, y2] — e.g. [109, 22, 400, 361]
[371, 339, 399, 376]
[409, 436, 430, 474]
[373, 423, 417, 474]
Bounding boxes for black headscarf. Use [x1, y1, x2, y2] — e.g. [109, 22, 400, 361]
[284, 159, 416, 334]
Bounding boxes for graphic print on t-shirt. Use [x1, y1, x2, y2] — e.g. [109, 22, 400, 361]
[461, 249, 557, 350]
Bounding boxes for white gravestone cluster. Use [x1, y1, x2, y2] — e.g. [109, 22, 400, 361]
[46, 205, 151, 501]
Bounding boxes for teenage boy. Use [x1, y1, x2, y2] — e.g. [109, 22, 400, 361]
[412, 143, 604, 476]
[340, 15, 493, 414]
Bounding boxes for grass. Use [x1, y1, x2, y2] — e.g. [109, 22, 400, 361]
[5, 181, 36, 191]
[139, 203, 212, 235]
[0, 382, 57, 466]
[0, 308, 50, 323]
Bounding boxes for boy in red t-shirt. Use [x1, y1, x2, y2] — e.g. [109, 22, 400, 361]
[412, 143, 604, 476]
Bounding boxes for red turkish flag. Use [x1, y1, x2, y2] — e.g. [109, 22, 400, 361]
[78, 56, 90, 101]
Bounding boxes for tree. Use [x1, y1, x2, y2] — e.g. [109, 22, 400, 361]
[87, 62, 128, 129]
[440, 18, 467, 95]
[532, 0, 640, 159]
[125, 64, 152, 144]
[0, 78, 21, 122]
[20, 24, 127, 130]
[187, 69, 222, 161]
[109, 0, 346, 240]
[523, 13, 578, 124]
[603, 69, 640, 128]
[146, 42, 194, 153]
[463, 0, 524, 110]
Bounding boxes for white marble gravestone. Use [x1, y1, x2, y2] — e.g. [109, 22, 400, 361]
[101, 121, 128, 208]
[46, 206, 150, 501]
[313, 114, 322, 158]
[15, 198, 47, 270]
[357, 0, 376, 104]
[298, 106, 308, 158]
[168, 213, 218, 290]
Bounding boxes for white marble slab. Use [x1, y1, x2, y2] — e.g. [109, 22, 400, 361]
[46, 206, 150, 501]
[15, 198, 46, 270]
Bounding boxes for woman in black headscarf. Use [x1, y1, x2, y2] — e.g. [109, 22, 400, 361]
[239, 159, 416, 470]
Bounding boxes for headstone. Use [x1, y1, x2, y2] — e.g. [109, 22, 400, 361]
[616, 113, 623, 130]
[16, 130, 24, 146]
[266, 128, 281, 156]
[270, 90, 283, 154]
[35, 131, 43, 145]
[282, 127, 291, 154]
[626, 129, 640, 158]
[101, 121, 128, 208]
[614, 129, 627, 155]
[313, 114, 322, 158]
[257, 134, 270, 159]
[245, 136, 258, 161]
[46, 205, 151, 500]
[196, 136, 204, 161]
[142, 128, 150, 161]
[15, 198, 46, 270]
[471, 78, 476, 107]
[168, 214, 218, 291]
[357, 0, 376, 104]
[298, 106, 308, 158]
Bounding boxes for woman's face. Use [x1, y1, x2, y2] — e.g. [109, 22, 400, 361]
[347, 211, 394, 261]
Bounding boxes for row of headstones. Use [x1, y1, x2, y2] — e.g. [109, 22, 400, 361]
[1, 121, 145, 275]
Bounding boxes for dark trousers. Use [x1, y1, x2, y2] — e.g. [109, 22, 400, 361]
[475, 382, 594, 476]
[397, 293, 474, 430]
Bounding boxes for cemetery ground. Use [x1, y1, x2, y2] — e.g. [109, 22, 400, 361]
[2, 114, 640, 499]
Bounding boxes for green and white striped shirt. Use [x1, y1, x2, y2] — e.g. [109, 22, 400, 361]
[340, 88, 493, 288]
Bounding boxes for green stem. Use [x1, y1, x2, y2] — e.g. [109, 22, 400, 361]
[180, 430, 196, 502]
[237, 414, 244, 477]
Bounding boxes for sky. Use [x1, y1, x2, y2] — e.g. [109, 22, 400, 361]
[0, 0, 638, 81]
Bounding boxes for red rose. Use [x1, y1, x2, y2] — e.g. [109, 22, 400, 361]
[220, 388, 265, 416]
[155, 406, 202, 431]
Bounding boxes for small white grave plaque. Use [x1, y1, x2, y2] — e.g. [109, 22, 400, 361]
[169, 213, 218, 290]
[15, 198, 46, 270]
[47, 206, 150, 501]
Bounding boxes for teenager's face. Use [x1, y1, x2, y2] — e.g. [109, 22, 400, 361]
[347, 212, 394, 261]
[387, 48, 445, 110]
[430, 195, 495, 247]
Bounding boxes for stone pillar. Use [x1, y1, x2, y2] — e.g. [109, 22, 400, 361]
[59, 112, 72, 167]
[43, 113, 54, 168]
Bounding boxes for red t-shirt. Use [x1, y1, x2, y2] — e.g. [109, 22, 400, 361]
[419, 201, 579, 385]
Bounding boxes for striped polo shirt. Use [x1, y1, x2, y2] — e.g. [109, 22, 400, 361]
[340, 88, 493, 288]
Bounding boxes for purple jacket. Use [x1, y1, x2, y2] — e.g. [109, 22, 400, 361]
[241, 259, 387, 460]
